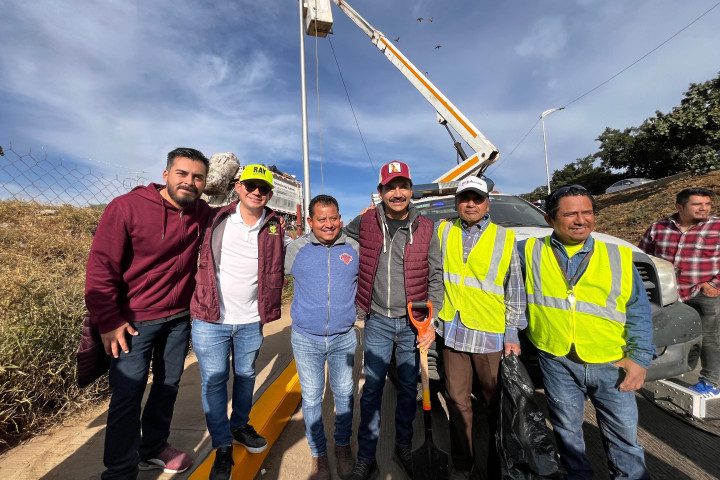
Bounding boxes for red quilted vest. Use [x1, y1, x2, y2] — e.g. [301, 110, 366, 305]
[190, 204, 285, 324]
[356, 208, 433, 323]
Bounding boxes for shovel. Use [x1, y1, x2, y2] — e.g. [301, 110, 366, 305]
[408, 301, 449, 480]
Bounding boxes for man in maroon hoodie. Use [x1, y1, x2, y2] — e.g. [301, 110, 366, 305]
[85, 147, 212, 480]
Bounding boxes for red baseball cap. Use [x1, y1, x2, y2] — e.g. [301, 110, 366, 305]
[378, 161, 412, 185]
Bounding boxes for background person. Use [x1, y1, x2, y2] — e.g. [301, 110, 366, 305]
[285, 194, 360, 480]
[190, 165, 287, 480]
[344, 161, 443, 480]
[639, 187, 720, 397]
[518, 185, 654, 480]
[85, 147, 212, 479]
[435, 176, 527, 480]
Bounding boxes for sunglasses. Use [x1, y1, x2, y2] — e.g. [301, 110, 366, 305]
[549, 184, 588, 201]
[242, 182, 271, 195]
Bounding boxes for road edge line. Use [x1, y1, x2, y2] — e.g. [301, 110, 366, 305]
[188, 359, 301, 480]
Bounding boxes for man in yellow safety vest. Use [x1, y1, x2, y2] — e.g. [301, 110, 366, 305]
[518, 185, 655, 480]
[435, 176, 527, 480]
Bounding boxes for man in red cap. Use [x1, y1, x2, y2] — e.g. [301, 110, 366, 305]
[344, 161, 443, 480]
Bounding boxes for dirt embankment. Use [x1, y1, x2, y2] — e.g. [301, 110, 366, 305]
[594, 170, 720, 245]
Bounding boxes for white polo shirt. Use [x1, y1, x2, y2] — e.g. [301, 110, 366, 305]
[216, 206, 265, 325]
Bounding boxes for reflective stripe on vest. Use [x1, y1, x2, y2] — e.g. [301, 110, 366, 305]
[524, 236, 633, 363]
[437, 219, 514, 332]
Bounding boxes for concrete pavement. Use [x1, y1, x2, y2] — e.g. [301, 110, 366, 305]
[0, 306, 295, 480]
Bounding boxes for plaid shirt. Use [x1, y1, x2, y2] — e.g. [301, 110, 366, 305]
[435, 215, 527, 353]
[638, 214, 720, 301]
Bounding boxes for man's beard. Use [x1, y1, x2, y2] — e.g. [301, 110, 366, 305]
[167, 184, 199, 208]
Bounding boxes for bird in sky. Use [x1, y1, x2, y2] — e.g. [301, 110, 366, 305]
[428, 17, 434, 22]
[394, 36, 400, 42]
[416, 17, 423, 22]
[435, 45, 442, 49]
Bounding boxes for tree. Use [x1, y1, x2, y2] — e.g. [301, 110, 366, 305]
[520, 156, 620, 200]
[595, 72, 720, 176]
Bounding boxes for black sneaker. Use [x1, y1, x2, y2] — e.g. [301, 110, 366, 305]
[209, 446, 234, 480]
[231, 424, 268, 453]
[393, 445, 413, 478]
[348, 460, 379, 480]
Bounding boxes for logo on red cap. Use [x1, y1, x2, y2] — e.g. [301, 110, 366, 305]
[379, 161, 411, 185]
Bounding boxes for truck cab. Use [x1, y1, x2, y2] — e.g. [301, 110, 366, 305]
[413, 191, 702, 384]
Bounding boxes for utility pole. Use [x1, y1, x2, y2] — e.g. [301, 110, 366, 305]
[541, 107, 565, 194]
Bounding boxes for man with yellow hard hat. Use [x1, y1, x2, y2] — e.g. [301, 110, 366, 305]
[190, 165, 288, 480]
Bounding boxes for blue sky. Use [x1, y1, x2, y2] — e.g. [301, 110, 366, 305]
[1, 0, 719, 217]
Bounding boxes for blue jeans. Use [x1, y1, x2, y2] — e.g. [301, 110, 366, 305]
[685, 293, 720, 386]
[538, 352, 650, 480]
[192, 319, 263, 448]
[102, 316, 190, 480]
[291, 328, 357, 457]
[357, 313, 419, 463]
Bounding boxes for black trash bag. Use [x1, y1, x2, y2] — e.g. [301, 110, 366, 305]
[496, 352, 565, 479]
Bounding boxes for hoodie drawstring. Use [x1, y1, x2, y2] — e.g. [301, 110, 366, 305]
[160, 197, 167, 239]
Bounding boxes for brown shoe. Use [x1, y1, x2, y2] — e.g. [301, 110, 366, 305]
[309, 455, 331, 480]
[335, 444, 355, 480]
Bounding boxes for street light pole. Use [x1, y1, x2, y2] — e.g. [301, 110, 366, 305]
[541, 107, 565, 194]
[299, 0, 311, 229]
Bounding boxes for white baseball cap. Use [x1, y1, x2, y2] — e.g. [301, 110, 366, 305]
[456, 177, 489, 197]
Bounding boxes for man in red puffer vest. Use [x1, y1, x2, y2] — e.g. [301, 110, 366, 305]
[344, 161, 443, 480]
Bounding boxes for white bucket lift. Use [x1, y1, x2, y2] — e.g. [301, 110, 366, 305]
[304, 0, 333, 37]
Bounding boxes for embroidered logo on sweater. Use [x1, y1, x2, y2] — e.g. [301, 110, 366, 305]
[268, 223, 278, 235]
[340, 253, 353, 265]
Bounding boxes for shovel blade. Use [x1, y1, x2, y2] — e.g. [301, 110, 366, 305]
[412, 439, 449, 480]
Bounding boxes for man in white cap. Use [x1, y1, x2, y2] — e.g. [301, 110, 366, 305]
[435, 176, 527, 480]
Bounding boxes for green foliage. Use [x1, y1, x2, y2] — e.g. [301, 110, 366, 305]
[520, 156, 621, 199]
[523, 72, 720, 196]
[550, 155, 621, 193]
[519, 185, 548, 203]
[595, 72, 720, 176]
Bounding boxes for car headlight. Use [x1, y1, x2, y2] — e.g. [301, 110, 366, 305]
[650, 256, 679, 306]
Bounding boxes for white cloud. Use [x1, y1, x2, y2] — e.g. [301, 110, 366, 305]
[1, 0, 719, 212]
[515, 16, 569, 59]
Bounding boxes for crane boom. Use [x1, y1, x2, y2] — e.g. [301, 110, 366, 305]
[305, 0, 499, 182]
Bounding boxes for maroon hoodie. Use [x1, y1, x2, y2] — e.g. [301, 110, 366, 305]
[85, 183, 212, 334]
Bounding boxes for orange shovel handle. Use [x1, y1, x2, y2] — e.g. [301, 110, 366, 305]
[407, 301, 433, 336]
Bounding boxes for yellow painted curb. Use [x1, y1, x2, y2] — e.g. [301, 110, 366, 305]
[189, 359, 302, 480]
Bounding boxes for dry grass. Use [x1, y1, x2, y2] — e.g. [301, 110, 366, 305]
[0, 201, 296, 452]
[595, 170, 720, 243]
[0, 201, 109, 452]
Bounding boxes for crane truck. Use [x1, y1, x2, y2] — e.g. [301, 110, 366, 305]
[305, 0, 716, 430]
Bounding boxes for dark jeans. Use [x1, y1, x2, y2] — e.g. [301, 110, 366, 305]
[357, 313, 419, 463]
[685, 293, 720, 386]
[101, 316, 190, 480]
[441, 341, 501, 476]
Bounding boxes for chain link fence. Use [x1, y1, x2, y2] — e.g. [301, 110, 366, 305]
[0, 145, 148, 207]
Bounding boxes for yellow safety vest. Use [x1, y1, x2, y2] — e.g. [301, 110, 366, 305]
[524, 236, 634, 363]
[438, 220, 515, 332]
